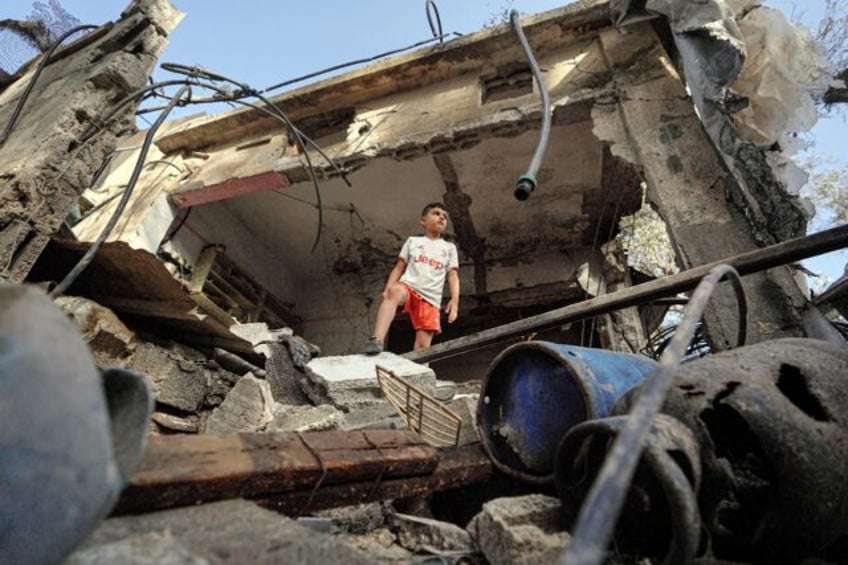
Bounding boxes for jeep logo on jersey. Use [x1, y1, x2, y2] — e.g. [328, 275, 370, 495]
[413, 254, 445, 270]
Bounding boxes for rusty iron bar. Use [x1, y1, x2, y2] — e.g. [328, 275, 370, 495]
[562, 265, 744, 565]
[405, 223, 848, 364]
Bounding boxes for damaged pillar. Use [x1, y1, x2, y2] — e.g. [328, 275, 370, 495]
[596, 23, 807, 348]
[0, 0, 183, 282]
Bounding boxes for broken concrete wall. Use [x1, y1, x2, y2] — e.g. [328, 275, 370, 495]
[0, 0, 183, 283]
[111, 2, 637, 360]
[593, 21, 809, 348]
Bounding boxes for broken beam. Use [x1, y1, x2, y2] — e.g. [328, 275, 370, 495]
[257, 444, 495, 515]
[113, 430, 439, 515]
[407, 223, 848, 363]
[169, 170, 289, 208]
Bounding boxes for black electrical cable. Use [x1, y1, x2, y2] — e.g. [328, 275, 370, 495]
[78, 78, 203, 144]
[0, 24, 98, 146]
[259, 34, 455, 95]
[425, 0, 444, 42]
[49, 85, 192, 298]
[509, 10, 552, 201]
[160, 207, 192, 246]
[49, 79, 199, 204]
[259, 93, 325, 253]
[561, 264, 747, 565]
[160, 64, 339, 253]
[71, 159, 183, 227]
[189, 81, 334, 252]
[193, 82, 351, 187]
[134, 75, 352, 190]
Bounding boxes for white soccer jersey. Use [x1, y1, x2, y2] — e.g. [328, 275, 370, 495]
[398, 236, 459, 307]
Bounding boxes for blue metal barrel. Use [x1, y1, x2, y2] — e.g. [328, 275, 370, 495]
[476, 340, 658, 483]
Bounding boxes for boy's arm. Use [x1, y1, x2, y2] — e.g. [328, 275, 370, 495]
[382, 258, 407, 300]
[445, 268, 460, 323]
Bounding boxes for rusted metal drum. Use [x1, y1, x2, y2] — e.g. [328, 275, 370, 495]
[476, 341, 658, 483]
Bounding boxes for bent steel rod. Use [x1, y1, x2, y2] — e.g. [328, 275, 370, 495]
[405, 223, 848, 363]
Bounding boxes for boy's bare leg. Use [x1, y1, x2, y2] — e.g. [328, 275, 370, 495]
[372, 283, 408, 342]
[413, 329, 436, 351]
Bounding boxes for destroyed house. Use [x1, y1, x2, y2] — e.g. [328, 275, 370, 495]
[6, 0, 822, 380]
[3, 0, 847, 563]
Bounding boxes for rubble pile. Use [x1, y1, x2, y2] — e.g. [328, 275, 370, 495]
[59, 295, 578, 564]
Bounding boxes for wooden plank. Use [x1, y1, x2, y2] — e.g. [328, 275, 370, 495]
[257, 444, 495, 516]
[114, 430, 439, 515]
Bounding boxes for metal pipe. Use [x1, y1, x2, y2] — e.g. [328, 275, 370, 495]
[49, 85, 192, 298]
[561, 264, 744, 564]
[405, 223, 848, 363]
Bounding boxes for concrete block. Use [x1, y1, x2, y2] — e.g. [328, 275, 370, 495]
[393, 512, 476, 554]
[304, 352, 437, 411]
[467, 494, 570, 565]
[126, 342, 208, 413]
[447, 394, 481, 446]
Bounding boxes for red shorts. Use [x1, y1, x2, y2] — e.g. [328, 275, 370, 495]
[399, 282, 441, 333]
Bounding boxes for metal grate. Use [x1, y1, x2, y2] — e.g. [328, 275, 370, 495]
[376, 364, 461, 447]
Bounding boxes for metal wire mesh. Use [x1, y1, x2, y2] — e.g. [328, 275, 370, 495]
[376, 364, 461, 447]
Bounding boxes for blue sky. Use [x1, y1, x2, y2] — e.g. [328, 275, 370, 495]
[6, 0, 845, 282]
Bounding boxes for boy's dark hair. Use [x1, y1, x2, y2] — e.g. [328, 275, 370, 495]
[421, 202, 447, 216]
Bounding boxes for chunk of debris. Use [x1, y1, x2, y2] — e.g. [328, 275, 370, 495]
[342, 528, 412, 563]
[56, 295, 136, 367]
[151, 411, 200, 434]
[447, 393, 481, 446]
[266, 403, 342, 433]
[230, 322, 314, 404]
[283, 334, 322, 368]
[125, 342, 238, 414]
[467, 494, 570, 565]
[392, 512, 476, 555]
[263, 339, 313, 405]
[204, 375, 275, 434]
[67, 499, 374, 564]
[314, 502, 388, 535]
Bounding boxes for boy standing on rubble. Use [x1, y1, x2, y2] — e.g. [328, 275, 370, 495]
[363, 202, 460, 354]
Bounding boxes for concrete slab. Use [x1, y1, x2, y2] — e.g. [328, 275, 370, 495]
[304, 352, 443, 410]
